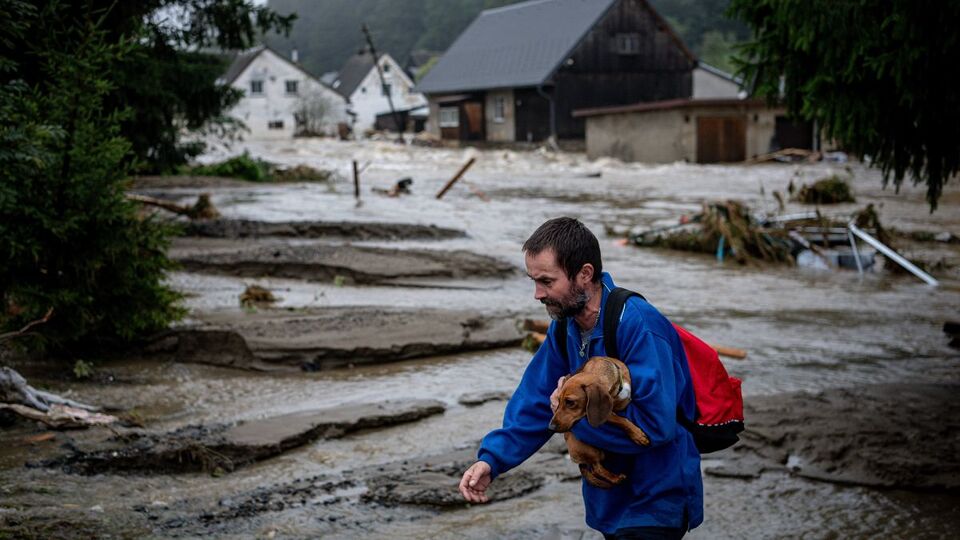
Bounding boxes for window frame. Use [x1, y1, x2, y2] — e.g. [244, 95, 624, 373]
[249, 79, 264, 95]
[439, 107, 459, 128]
[285, 80, 299, 95]
[493, 96, 506, 123]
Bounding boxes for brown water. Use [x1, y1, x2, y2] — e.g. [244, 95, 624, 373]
[2, 139, 959, 539]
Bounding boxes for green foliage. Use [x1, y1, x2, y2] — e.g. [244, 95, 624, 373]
[2, 1, 295, 174]
[652, 0, 750, 72]
[188, 153, 271, 182]
[73, 359, 95, 380]
[730, 0, 960, 210]
[796, 176, 856, 205]
[0, 2, 184, 353]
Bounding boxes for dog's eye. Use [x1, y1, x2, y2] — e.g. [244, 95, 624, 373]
[564, 399, 576, 408]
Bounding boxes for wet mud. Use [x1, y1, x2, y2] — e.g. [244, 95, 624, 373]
[172, 241, 516, 285]
[706, 383, 960, 492]
[37, 400, 445, 475]
[146, 307, 524, 370]
[181, 218, 465, 241]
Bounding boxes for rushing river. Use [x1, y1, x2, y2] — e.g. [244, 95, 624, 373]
[2, 138, 959, 539]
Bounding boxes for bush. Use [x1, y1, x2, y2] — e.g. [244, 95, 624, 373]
[0, 20, 183, 353]
[796, 175, 856, 204]
[188, 153, 272, 182]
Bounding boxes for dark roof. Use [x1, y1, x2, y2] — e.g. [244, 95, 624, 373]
[573, 98, 768, 118]
[219, 45, 340, 95]
[333, 51, 376, 98]
[220, 46, 266, 85]
[416, 0, 618, 94]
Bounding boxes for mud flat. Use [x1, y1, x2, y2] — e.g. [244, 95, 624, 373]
[172, 241, 515, 285]
[36, 399, 445, 475]
[181, 218, 466, 241]
[147, 307, 525, 370]
[705, 383, 960, 492]
[143, 438, 579, 538]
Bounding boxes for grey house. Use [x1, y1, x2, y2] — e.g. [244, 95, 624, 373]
[415, 0, 696, 143]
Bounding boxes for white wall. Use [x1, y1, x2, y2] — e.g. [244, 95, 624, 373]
[693, 67, 741, 99]
[229, 49, 350, 140]
[347, 55, 427, 133]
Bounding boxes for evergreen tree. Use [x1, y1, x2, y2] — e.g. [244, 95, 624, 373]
[730, 0, 960, 210]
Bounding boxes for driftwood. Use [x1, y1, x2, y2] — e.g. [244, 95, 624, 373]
[745, 147, 821, 164]
[436, 157, 477, 199]
[0, 366, 117, 429]
[128, 193, 220, 219]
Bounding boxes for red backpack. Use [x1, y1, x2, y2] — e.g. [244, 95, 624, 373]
[556, 287, 744, 453]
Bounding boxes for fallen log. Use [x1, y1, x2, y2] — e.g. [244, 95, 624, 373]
[0, 366, 100, 412]
[0, 403, 118, 429]
[128, 193, 220, 219]
[436, 157, 476, 199]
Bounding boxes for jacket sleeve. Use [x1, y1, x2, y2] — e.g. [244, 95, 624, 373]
[571, 315, 684, 454]
[478, 320, 567, 479]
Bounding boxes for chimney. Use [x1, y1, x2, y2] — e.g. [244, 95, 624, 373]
[291, 49, 299, 63]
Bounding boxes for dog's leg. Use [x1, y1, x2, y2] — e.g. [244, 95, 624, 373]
[606, 414, 651, 446]
[564, 432, 627, 488]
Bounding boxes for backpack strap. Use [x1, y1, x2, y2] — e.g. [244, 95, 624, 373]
[554, 317, 569, 364]
[602, 287, 644, 360]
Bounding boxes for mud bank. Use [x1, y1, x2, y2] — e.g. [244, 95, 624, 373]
[145, 438, 578, 538]
[172, 241, 516, 285]
[37, 400, 445, 475]
[706, 383, 960, 492]
[130, 175, 257, 189]
[147, 307, 524, 370]
[181, 218, 466, 241]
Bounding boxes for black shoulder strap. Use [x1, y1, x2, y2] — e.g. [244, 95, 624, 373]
[602, 287, 645, 360]
[554, 317, 569, 364]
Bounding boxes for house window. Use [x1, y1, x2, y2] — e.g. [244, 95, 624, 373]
[361, 86, 366, 94]
[439, 107, 459, 128]
[382, 63, 390, 73]
[615, 33, 641, 55]
[268, 120, 284, 130]
[493, 96, 506, 123]
[381, 83, 392, 96]
[250, 80, 264, 94]
[285, 80, 298, 94]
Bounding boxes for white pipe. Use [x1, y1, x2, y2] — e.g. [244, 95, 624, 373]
[848, 223, 938, 286]
[847, 229, 864, 275]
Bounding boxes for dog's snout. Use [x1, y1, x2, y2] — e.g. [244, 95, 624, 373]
[548, 420, 557, 431]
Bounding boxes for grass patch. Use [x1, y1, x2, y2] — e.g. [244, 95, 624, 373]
[795, 175, 856, 204]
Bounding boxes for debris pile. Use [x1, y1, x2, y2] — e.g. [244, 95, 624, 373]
[794, 175, 856, 204]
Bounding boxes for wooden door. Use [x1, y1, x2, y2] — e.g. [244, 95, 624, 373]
[462, 102, 484, 140]
[697, 116, 746, 163]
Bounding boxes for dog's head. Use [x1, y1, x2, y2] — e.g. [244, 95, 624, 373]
[547, 372, 613, 432]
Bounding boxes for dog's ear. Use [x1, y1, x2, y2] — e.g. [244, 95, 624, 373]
[584, 382, 613, 427]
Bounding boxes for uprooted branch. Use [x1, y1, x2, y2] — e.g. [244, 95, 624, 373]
[128, 193, 220, 219]
[0, 307, 53, 344]
[0, 366, 117, 429]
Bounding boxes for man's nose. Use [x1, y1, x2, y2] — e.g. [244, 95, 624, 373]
[534, 284, 546, 300]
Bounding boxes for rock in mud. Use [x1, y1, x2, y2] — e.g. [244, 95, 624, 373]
[458, 390, 511, 406]
[37, 400, 445, 475]
[182, 218, 465, 241]
[150, 307, 524, 370]
[704, 383, 960, 492]
[173, 242, 514, 285]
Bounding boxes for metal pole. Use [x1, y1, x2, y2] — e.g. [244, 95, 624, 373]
[847, 229, 864, 275]
[361, 24, 404, 141]
[352, 160, 360, 199]
[848, 222, 938, 286]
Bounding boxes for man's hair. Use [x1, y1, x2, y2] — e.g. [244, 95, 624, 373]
[522, 217, 602, 283]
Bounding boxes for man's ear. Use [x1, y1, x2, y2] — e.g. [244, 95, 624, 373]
[578, 263, 594, 285]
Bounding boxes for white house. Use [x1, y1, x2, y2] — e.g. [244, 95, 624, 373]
[219, 46, 351, 140]
[692, 62, 743, 99]
[332, 51, 426, 133]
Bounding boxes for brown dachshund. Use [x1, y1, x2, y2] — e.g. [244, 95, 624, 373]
[548, 356, 650, 488]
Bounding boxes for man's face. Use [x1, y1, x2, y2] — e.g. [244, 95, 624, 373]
[525, 249, 588, 320]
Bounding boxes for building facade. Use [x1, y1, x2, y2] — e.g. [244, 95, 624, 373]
[332, 52, 427, 134]
[220, 46, 350, 140]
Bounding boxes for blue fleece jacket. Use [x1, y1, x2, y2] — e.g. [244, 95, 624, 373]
[478, 273, 703, 534]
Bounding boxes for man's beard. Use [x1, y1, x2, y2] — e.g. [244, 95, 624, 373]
[541, 284, 589, 320]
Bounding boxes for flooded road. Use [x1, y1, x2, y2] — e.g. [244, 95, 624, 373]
[2, 138, 959, 539]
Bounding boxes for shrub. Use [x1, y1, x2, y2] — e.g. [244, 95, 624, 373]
[796, 175, 856, 204]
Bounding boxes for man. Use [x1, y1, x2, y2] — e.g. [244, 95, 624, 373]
[458, 217, 702, 539]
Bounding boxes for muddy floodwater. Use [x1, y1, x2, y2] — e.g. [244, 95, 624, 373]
[2, 138, 959, 539]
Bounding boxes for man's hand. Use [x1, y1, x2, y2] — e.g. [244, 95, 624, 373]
[458, 461, 492, 503]
[549, 376, 567, 413]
